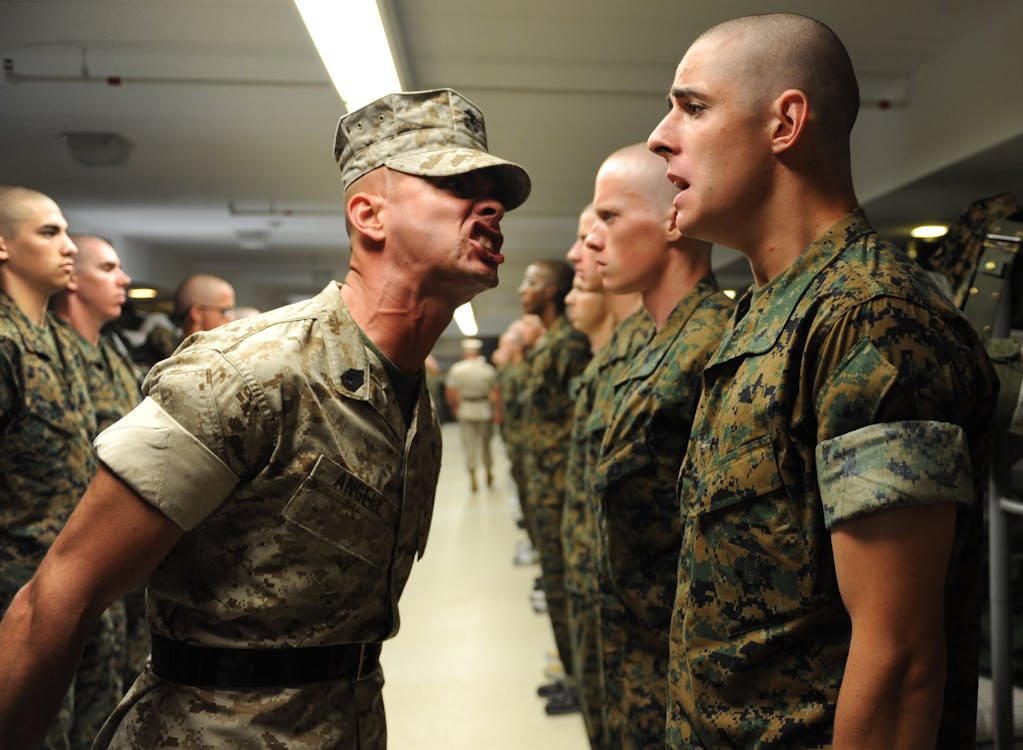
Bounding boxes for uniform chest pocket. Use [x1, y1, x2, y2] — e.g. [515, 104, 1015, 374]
[282, 455, 396, 569]
[692, 435, 814, 635]
[21, 359, 92, 439]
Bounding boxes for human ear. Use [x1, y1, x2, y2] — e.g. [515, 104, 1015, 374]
[665, 207, 683, 242]
[347, 193, 386, 243]
[771, 89, 809, 154]
[187, 304, 203, 329]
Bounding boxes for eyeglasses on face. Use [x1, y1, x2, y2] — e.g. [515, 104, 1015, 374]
[195, 304, 236, 319]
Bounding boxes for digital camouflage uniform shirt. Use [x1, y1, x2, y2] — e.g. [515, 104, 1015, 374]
[52, 322, 141, 434]
[521, 314, 592, 675]
[667, 210, 997, 749]
[0, 291, 99, 750]
[58, 322, 150, 732]
[593, 278, 732, 750]
[54, 321, 146, 748]
[91, 282, 442, 750]
[0, 292, 97, 603]
[562, 308, 652, 750]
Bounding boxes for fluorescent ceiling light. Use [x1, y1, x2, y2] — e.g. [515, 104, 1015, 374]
[453, 303, 478, 336]
[294, 0, 402, 110]
[128, 287, 158, 299]
[911, 224, 949, 239]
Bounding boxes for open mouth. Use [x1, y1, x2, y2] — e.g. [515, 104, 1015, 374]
[668, 173, 690, 192]
[471, 222, 504, 265]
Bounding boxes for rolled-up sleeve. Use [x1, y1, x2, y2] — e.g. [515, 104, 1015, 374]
[95, 396, 239, 531]
[816, 420, 974, 528]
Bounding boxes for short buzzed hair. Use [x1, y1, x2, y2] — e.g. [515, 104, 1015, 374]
[0, 186, 51, 238]
[700, 13, 859, 150]
[599, 142, 680, 220]
[173, 273, 233, 321]
[68, 234, 115, 271]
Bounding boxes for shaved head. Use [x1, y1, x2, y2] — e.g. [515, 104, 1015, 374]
[69, 234, 113, 271]
[695, 14, 859, 148]
[0, 186, 54, 238]
[174, 274, 234, 317]
[597, 142, 680, 223]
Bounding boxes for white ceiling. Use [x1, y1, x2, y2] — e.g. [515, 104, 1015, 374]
[3, 0, 1023, 341]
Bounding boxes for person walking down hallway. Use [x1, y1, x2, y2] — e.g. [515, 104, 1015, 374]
[445, 337, 500, 492]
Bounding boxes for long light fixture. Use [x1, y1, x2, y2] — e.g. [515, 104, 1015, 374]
[911, 224, 949, 239]
[293, 0, 402, 110]
[453, 303, 479, 336]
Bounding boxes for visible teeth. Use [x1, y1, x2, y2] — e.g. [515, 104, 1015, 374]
[478, 235, 493, 250]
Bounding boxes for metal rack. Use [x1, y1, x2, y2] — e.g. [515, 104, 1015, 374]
[966, 221, 1023, 749]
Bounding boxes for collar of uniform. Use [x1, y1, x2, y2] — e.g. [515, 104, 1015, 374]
[56, 318, 104, 364]
[531, 314, 572, 356]
[319, 282, 373, 401]
[601, 307, 653, 371]
[711, 208, 872, 364]
[617, 274, 722, 385]
[0, 290, 59, 359]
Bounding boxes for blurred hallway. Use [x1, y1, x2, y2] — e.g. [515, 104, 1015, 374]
[382, 423, 588, 749]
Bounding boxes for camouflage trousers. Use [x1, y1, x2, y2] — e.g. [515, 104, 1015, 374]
[94, 664, 386, 749]
[567, 590, 608, 750]
[503, 436, 535, 545]
[526, 480, 573, 673]
[600, 593, 669, 750]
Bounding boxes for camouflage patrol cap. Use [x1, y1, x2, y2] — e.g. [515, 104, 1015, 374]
[334, 88, 531, 210]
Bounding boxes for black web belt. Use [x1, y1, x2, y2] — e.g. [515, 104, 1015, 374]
[150, 632, 382, 688]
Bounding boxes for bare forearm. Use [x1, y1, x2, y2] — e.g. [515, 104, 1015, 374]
[0, 579, 99, 748]
[833, 630, 946, 749]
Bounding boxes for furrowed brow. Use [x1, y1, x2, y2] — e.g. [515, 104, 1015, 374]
[670, 87, 701, 102]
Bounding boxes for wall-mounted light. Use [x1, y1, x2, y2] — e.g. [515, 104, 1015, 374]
[293, 0, 402, 110]
[128, 287, 158, 299]
[911, 224, 949, 239]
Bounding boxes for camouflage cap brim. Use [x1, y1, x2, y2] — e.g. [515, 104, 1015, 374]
[385, 147, 531, 211]
[334, 88, 532, 212]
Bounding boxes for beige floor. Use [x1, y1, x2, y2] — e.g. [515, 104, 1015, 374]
[382, 423, 589, 749]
